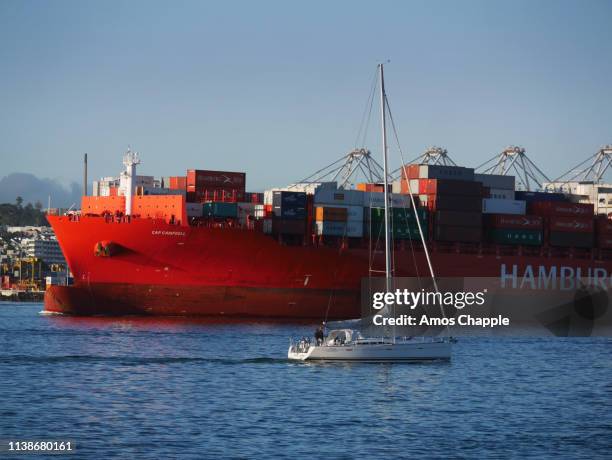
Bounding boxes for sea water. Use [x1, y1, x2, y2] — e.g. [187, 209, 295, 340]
[0, 303, 610, 459]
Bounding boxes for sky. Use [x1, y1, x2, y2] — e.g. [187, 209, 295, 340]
[1, 0, 611, 199]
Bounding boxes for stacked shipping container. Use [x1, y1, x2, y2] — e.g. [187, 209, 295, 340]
[529, 202, 594, 248]
[485, 214, 543, 245]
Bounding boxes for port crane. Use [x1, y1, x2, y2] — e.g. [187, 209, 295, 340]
[475, 146, 551, 191]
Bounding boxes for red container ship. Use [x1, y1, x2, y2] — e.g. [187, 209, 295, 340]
[44, 150, 612, 318]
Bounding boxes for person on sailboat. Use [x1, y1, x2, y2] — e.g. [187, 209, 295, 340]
[314, 324, 324, 345]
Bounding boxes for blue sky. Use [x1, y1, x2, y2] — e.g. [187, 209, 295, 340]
[1, 0, 611, 192]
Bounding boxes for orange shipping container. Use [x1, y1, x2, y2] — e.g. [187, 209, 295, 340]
[357, 183, 384, 192]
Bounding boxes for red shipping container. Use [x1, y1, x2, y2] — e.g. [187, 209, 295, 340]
[434, 225, 482, 243]
[418, 180, 428, 195]
[424, 195, 482, 212]
[549, 231, 593, 248]
[187, 170, 246, 191]
[169, 176, 187, 190]
[548, 216, 593, 233]
[488, 214, 543, 230]
[435, 210, 482, 227]
[423, 179, 482, 197]
[529, 201, 593, 217]
[247, 192, 264, 204]
[400, 164, 420, 180]
[596, 218, 612, 234]
[597, 234, 612, 249]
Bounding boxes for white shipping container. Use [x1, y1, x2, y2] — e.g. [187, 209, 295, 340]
[409, 179, 420, 194]
[314, 221, 363, 237]
[419, 165, 474, 181]
[264, 182, 338, 204]
[488, 188, 514, 200]
[392, 180, 402, 194]
[482, 199, 526, 215]
[254, 204, 265, 218]
[363, 192, 412, 208]
[314, 189, 364, 206]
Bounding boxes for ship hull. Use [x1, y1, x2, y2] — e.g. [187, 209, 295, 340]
[45, 215, 612, 318]
[44, 283, 358, 318]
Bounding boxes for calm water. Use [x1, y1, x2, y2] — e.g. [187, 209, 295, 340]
[0, 303, 611, 459]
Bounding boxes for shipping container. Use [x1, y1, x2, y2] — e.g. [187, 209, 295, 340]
[366, 220, 428, 240]
[482, 199, 526, 215]
[363, 192, 414, 208]
[418, 164, 475, 181]
[272, 191, 307, 220]
[398, 179, 420, 194]
[314, 189, 364, 206]
[186, 203, 203, 217]
[315, 206, 348, 222]
[474, 173, 515, 190]
[596, 218, 612, 234]
[202, 202, 238, 218]
[272, 190, 307, 207]
[263, 218, 273, 234]
[548, 216, 594, 233]
[237, 203, 257, 225]
[421, 195, 482, 212]
[435, 210, 482, 227]
[529, 201, 594, 217]
[549, 231, 593, 248]
[515, 191, 566, 202]
[254, 204, 265, 219]
[400, 164, 420, 180]
[487, 229, 543, 246]
[421, 179, 482, 197]
[597, 234, 612, 249]
[367, 207, 428, 224]
[169, 176, 187, 190]
[314, 221, 363, 237]
[187, 170, 246, 191]
[488, 188, 514, 200]
[357, 183, 384, 192]
[487, 214, 543, 230]
[272, 219, 306, 235]
[434, 225, 482, 243]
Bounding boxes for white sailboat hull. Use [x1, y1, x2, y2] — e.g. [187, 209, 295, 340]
[288, 340, 451, 362]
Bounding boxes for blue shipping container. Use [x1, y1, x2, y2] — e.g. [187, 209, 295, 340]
[514, 191, 566, 202]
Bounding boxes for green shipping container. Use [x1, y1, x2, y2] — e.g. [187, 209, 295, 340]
[368, 207, 428, 224]
[367, 220, 429, 240]
[488, 229, 542, 246]
[202, 202, 238, 218]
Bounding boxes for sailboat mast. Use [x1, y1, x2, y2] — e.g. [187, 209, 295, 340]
[379, 63, 392, 289]
[379, 63, 396, 342]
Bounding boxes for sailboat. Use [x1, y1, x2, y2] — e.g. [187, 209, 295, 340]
[288, 63, 452, 362]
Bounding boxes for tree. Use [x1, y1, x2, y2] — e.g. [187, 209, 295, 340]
[34, 201, 43, 211]
[15, 196, 23, 207]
